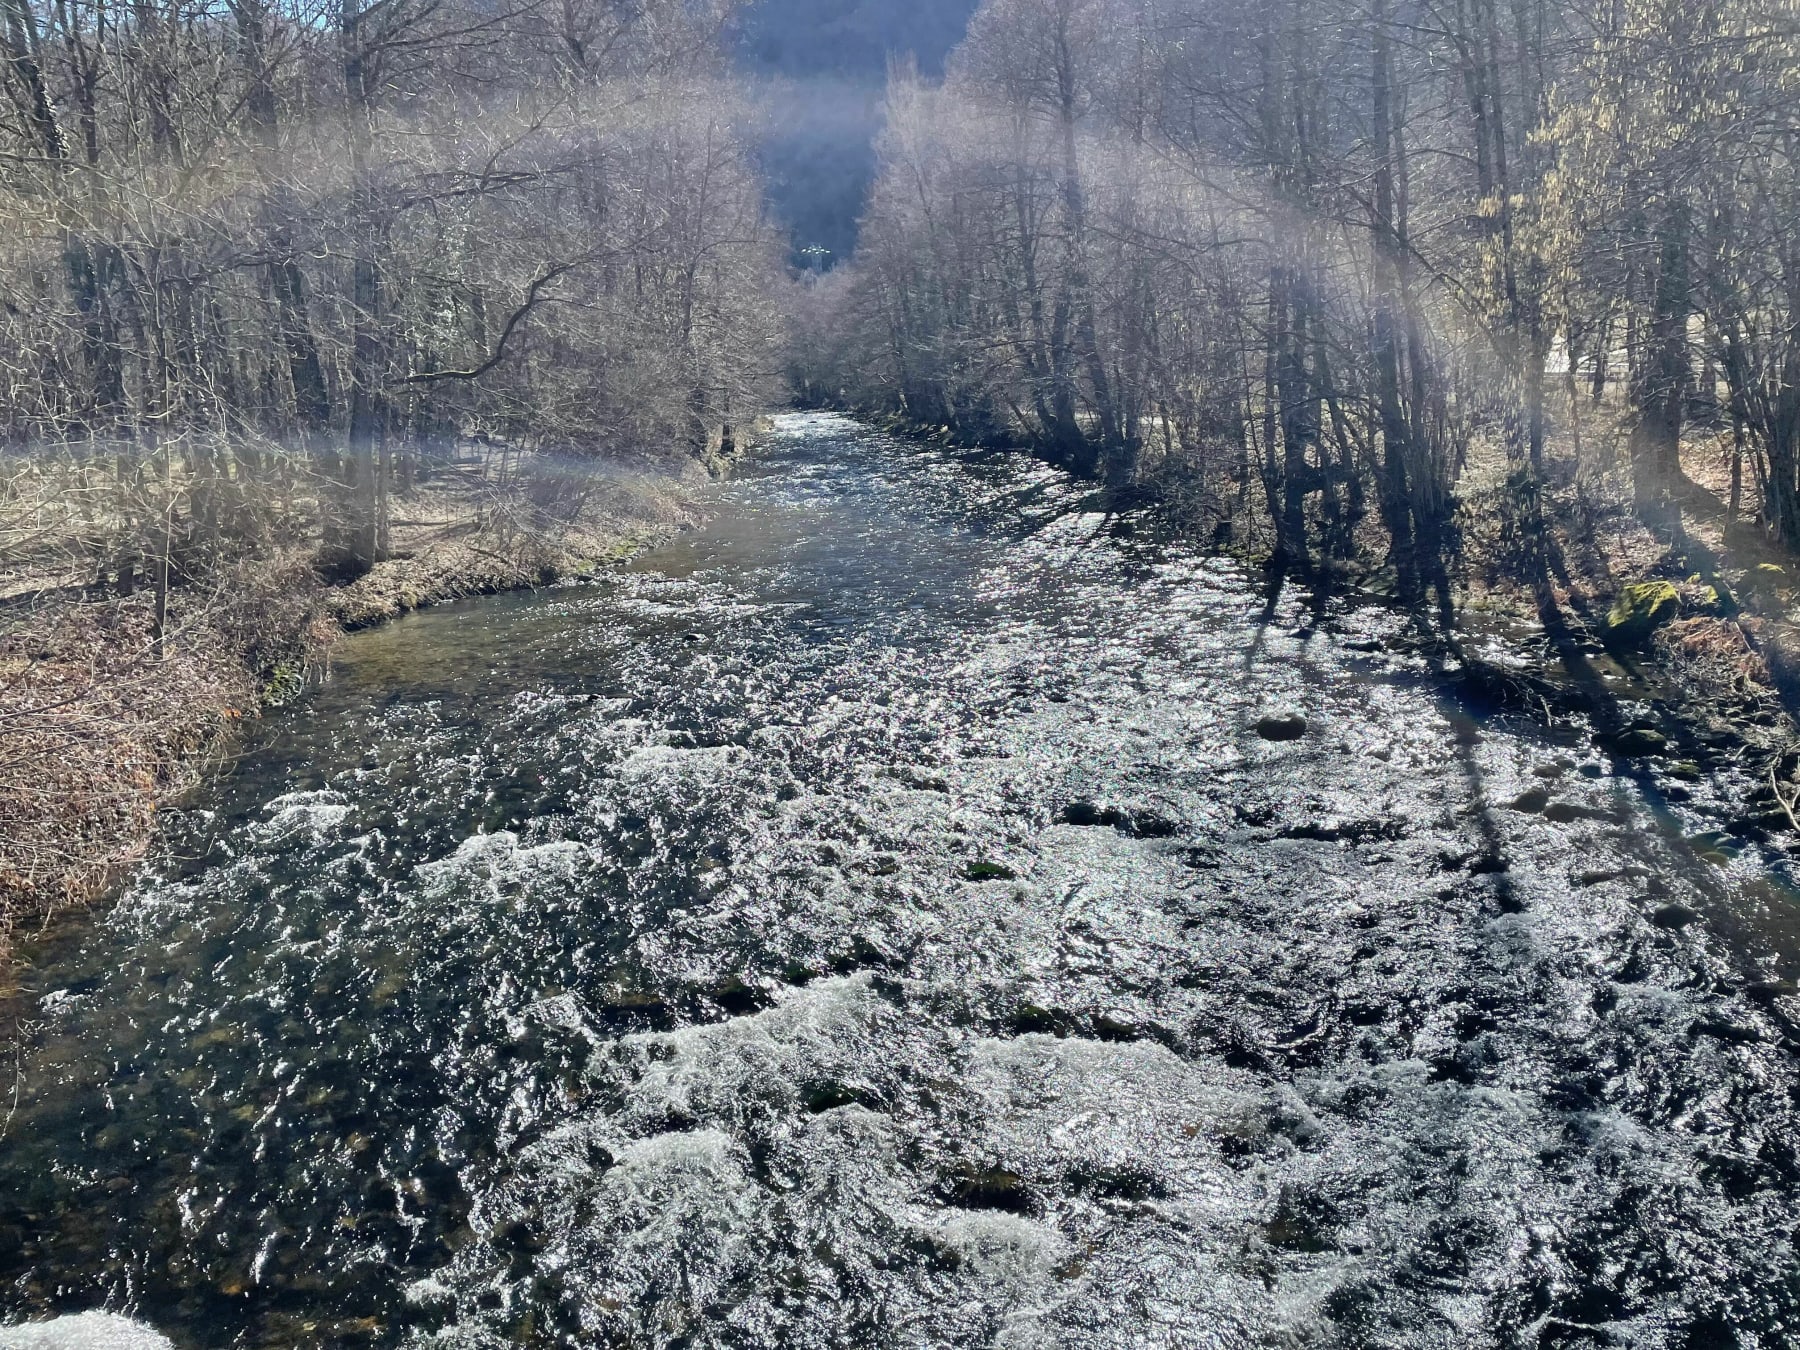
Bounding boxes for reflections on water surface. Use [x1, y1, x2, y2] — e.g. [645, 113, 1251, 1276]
[4, 412, 1800, 1349]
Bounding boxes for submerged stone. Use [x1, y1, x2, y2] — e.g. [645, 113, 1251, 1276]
[1008, 1003, 1069, 1036]
[1091, 1008, 1143, 1041]
[1061, 800, 1108, 827]
[1603, 728, 1668, 757]
[939, 1166, 1036, 1216]
[1060, 800, 1181, 838]
[803, 1081, 870, 1113]
[1507, 787, 1551, 813]
[1688, 830, 1737, 864]
[1543, 801, 1613, 824]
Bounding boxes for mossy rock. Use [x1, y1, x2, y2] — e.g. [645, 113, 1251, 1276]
[1605, 581, 1680, 643]
[1746, 563, 1789, 594]
[1690, 574, 1739, 616]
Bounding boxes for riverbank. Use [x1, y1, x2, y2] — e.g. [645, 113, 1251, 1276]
[852, 401, 1800, 831]
[1449, 427, 1800, 798]
[6, 412, 1796, 1347]
[0, 457, 700, 981]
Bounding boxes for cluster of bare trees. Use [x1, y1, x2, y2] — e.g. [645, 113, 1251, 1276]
[824, 0, 1800, 613]
[1, 0, 785, 594]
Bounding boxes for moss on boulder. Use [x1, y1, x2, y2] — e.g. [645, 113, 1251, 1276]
[1605, 581, 1680, 644]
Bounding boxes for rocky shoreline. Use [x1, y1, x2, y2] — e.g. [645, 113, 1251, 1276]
[1442, 607, 1800, 848]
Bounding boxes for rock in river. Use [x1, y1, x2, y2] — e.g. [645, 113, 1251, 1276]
[1507, 787, 1551, 814]
[1605, 727, 1669, 757]
[1254, 710, 1308, 742]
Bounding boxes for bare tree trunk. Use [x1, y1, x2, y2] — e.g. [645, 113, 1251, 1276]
[338, 0, 387, 575]
[1370, 0, 1417, 601]
[1631, 199, 1690, 524]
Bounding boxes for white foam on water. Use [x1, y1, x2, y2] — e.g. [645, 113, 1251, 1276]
[414, 831, 590, 889]
[615, 743, 738, 781]
[927, 1209, 1069, 1280]
[0, 1313, 174, 1350]
[258, 789, 352, 839]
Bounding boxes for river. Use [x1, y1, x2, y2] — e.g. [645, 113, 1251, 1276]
[3, 412, 1799, 1348]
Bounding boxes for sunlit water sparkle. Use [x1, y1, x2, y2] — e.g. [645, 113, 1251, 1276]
[4, 413, 1799, 1348]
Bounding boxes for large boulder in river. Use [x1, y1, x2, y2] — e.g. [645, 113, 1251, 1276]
[1605, 581, 1680, 644]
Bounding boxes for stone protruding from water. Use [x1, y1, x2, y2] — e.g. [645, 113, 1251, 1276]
[1254, 711, 1308, 742]
[1601, 727, 1669, 758]
[1508, 787, 1552, 813]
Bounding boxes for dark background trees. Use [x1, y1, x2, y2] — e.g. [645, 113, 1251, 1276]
[731, 0, 979, 266]
[7, 0, 1800, 628]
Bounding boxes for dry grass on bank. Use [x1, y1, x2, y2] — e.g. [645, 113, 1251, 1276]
[1456, 398, 1800, 745]
[0, 557, 322, 974]
[332, 461, 699, 629]
[0, 453, 701, 977]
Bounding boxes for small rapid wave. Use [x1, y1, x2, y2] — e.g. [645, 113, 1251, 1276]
[0, 1314, 173, 1350]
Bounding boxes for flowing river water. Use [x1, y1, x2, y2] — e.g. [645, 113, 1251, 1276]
[4, 413, 1800, 1349]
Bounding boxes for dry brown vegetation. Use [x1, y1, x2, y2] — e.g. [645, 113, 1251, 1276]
[0, 568, 294, 970]
[0, 445, 699, 974]
[0, 0, 777, 963]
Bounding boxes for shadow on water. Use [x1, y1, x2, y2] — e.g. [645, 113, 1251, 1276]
[5, 413, 1800, 1349]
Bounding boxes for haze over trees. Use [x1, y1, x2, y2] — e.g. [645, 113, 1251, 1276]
[821, 0, 1800, 620]
[6, 0, 1800, 657]
[732, 0, 979, 267]
[0, 0, 786, 595]
[14, 0, 1799, 626]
